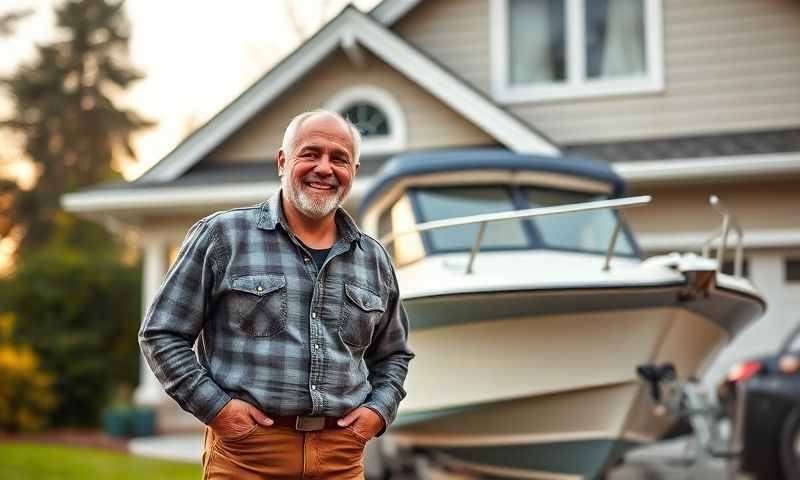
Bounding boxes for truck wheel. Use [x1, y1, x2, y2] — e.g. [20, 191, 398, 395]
[780, 407, 800, 480]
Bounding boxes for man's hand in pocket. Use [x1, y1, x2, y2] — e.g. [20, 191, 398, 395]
[337, 407, 385, 440]
[209, 399, 273, 438]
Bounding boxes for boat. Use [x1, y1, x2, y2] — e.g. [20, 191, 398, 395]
[357, 148, 765, 480]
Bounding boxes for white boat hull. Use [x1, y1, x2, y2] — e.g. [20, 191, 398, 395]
[390, 280, 762, 479]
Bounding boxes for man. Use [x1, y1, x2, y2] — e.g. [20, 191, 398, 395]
[139, 110, 414, 479]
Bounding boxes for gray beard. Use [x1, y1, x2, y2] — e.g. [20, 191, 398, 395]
[282, 175, 343, 219]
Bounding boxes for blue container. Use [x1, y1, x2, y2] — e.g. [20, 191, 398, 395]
[101, 408, 132, 437]
[130, 408, 156, 437]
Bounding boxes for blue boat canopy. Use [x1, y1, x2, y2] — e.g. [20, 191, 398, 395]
[358, 148, 626, 216]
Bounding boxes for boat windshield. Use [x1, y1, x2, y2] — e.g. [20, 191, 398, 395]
[409, 186, 637, 256]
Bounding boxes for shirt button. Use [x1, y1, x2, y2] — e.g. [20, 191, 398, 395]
[304, 257, 310, 263]
[256, 285, 263, 292]
[311, 312, 317, 319]
[314, 344, 320, 350]
[311, 385, 317, 390]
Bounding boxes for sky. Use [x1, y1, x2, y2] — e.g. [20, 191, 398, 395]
[0, 0, 381, 181]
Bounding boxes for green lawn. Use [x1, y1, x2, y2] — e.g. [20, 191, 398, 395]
[0, 443, 202, 479]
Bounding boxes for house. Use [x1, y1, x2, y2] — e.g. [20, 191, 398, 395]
[62, 0, 800, 432]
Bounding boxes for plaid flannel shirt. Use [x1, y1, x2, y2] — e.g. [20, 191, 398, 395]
[139, 191, 414, 430]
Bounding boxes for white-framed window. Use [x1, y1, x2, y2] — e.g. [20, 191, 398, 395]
[490, 0, 664, 103]
[324, 86, 407, 156]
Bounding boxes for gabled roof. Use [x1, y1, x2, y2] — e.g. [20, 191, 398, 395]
[138, 6, 559, 183]
[369, 0, 424, 25]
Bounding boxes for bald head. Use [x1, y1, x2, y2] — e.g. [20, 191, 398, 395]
[281, 110, 362, 166]
[277, 110, 360, 220]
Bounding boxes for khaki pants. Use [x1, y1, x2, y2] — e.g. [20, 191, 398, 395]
[202, 424, 367, 479]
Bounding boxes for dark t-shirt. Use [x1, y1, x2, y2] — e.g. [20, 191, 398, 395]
[307, 247, 330, 271]
[299, 240, 330, 270]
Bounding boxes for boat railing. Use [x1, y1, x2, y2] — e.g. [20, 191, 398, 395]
[699, 195, 745, 277]
[379, 195, 652, 274]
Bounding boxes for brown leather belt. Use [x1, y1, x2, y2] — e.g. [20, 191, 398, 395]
[271, 415, 343, 432]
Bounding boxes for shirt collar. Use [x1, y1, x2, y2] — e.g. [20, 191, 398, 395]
[257, 189, 363, 248]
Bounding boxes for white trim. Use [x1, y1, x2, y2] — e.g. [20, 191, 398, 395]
[489, 0, 507, 106]
[139, 7, 558, 183]
[567, 0, 584, 87]
[66, 151, 800, 216]
[645, 0, 665, 94]
[324, 85, 408, 155]
[613, 152, 800, 184]
[369, 0, 423, 25]
[134, 238, 170, 407]
[62, 182, 280, 213]
[638, 228, 800, 251]
[339, 30, 366, 67]
[490, 0, 665, 104]
[61, 177, 375, 214]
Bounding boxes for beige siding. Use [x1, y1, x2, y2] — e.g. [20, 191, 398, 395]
[207, 50, 495, 163]
[393, 0, 800, 144]
[624, 178, 800, 237]
[393, 0, 491, 92]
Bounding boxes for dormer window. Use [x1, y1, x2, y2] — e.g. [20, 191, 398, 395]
[325, 86, 407, 156]
[491, 0, 664, 103]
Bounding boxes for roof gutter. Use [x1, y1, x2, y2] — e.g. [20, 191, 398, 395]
[613, 152, 800, 184]
[61, 180, 374, 215]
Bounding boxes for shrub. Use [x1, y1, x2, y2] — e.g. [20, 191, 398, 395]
[3, 242, 141, 427]
[0, 313, 57, 432]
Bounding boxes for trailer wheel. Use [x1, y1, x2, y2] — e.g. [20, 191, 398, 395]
[780, 407, 800, 480]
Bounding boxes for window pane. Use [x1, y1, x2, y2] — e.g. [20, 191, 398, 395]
[786, 258, 800, 283]
[341, 103, 389, 137]
[525, 189, 634, 255]
[585, 0, 646, 79]
[415, 187, 529, 251]
[508, 0, 566, 85]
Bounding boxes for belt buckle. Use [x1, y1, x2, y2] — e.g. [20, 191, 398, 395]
[295, 416, 325, 432]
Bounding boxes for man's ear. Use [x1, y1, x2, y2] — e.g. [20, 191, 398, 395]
[354, 162, 360, 175]
[276, 149, 286, 176]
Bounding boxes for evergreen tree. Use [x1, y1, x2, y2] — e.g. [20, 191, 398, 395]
[0, 9, 31, 247]
[1, 0, 153, 253]
[0, 1, 151, 427]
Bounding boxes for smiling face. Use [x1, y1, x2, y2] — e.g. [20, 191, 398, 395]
[278, 112, 359, 220]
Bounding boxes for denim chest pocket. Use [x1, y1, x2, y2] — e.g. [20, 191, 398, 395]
[229, 273, 287, 337]
[339, 283, 385, 349]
